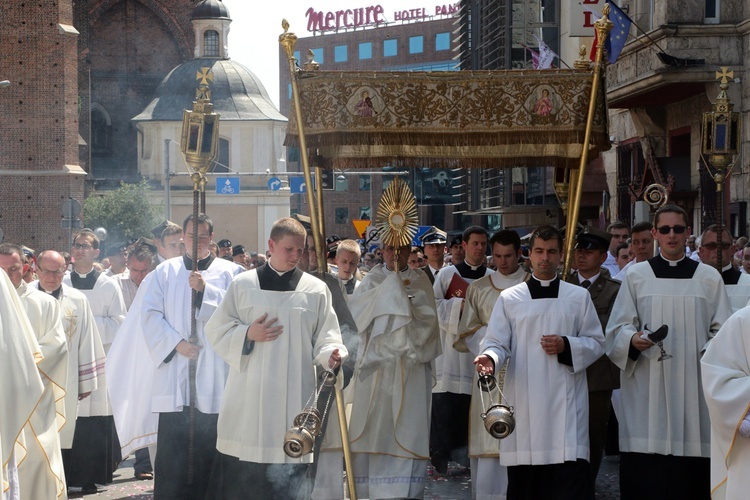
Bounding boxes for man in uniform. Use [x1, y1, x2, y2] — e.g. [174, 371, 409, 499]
[347, 241, 441, 499]
[606, 204, 731, 499]
[698, 224, 750, 313]
[457, 229, 529, 500]
[36, 250, 106, 478]
[565, 227, 621, 493]
[205, 217, 346, 499]
[419, 226, 447, 285]
[431, 226, 493, 473]
[475, 225, 604, 499]
[0, 243, 68, 499]
[216, 238, 233, 259]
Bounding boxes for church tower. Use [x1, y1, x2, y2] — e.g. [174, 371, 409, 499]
[0, 0, 85, 250]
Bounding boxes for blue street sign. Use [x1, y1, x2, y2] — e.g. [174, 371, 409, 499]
[216, 177, 240, 195]
[290, 176, 311, 194]
[413, 225, 432, 246]
[267, 177, 282, 191]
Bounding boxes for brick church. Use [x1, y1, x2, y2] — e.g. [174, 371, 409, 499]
[0, 0, 195, 251]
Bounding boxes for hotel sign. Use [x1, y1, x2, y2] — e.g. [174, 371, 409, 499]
[570, 0, 604, 37]
[306, 3, 459, 32]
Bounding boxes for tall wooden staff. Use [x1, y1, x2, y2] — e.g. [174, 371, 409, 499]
[279, 20, 357, 500]
[562, 4, 613, 276]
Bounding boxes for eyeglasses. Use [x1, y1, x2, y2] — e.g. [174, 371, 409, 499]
[702, 242, 731, 251]
[38, 268, 66, 276]
[72, 243, 94, 250]
[655, 225, 687, 235]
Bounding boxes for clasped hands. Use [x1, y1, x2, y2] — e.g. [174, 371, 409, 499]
[473, 334, 565, 375]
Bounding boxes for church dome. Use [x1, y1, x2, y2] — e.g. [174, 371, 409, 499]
[132, 58, 286, 122]
[192, 0, 230, 20]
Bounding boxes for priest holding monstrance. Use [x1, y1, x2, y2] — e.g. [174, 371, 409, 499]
[343, 178, 441, 499]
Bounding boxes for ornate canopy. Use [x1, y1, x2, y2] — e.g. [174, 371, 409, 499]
[284, 69, 610, 169]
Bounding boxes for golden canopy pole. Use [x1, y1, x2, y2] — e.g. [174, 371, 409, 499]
[562, 5, 613, 276]
[280, 20, 357, 500]
[279, 21, 326, 273]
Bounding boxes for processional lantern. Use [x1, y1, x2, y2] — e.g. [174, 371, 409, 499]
[181, 68, 220, 194]
[700, 67, 741, 270]
[178, 66, 219, 485]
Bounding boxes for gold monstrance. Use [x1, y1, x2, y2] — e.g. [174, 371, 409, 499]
[376, 176, 419, 256]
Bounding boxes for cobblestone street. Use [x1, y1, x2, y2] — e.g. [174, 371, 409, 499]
[74, 454, 621, 499]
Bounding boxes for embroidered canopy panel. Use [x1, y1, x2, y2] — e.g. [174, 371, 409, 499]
[284, 69, 610, 169]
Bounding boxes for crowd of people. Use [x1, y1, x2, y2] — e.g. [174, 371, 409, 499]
[3, 204, 750, 499]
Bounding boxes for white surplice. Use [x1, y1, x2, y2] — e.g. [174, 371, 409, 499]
[0, 270, 44, 499]
[205, 269, 346, 464]
[15, 281, 68, 499]
[457, 267, 529, 500]
[701, 307, 750, 499]
[50, 284, 106, 449]
[480, 277, 604, 466]
[63, 272, 125, 417]
[346, 265, 441, 499]
[727, 271, 750, 314]
[434, 264, 494, 395]
[606, 258, 731, 458]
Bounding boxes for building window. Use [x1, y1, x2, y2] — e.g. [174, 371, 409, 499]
[359, 206, 371, 220]
[288, 83, 292, 100]
[311, 48, 324, 63]
[435, 32, 450, 51]
[213, 138, 230, 173]
[383, 39, 397, 57]
[335, 207, 349, 224]
[91, 106, 112, 156]
[409, 36, 424, 54]
[359, 42, 373, 60]
[511, 0, 560, 69]
[334, 45, 348, 62]
[359, 175, 371, 191]
[705, 0, 719, 23]
[335, 176, 349, 191]
[203, 30, 220, 57]
[294, 50, 300, 62]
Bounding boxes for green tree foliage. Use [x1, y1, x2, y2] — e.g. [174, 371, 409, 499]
[83, 181, 162, 246]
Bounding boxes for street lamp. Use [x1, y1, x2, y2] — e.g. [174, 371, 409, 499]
[701, 67, 741, 270]
[179, 66, 220, 485]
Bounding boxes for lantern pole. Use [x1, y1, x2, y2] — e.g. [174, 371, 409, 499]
[701, 66, 742, 271]
[179, 69, 220, 484]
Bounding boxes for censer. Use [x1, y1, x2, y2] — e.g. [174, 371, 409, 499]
[477, 373, 515, 439]
[283, 369, 337, 458]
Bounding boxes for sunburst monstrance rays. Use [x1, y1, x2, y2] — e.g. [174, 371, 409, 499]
[376, 176, 418, 249]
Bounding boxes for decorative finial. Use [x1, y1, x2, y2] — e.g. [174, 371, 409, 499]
[304, 49, 320, 71]
[574, 45, 590, 69]
[282, 19, 289, 33]
[716, 67, 733, 86]
[195, 67, 213, 100]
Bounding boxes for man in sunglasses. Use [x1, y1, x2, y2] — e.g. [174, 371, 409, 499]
[606, 204, 732, 499]
[698, 225, 750, 314]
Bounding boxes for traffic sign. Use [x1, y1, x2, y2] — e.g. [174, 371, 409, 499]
[62, 198, 81, 218]
[290, 176, 309, 194]
[267, 177, 282, 191]
[216, 177, 240, 195]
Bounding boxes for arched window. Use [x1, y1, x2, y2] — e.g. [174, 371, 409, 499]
[90, 105, 112, 156]
[203, 30, 220, 57]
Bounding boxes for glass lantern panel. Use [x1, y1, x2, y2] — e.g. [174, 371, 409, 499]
[715, 123, 727, 151]
[189, 124, 200, 152]
[202, 120, 215, 154]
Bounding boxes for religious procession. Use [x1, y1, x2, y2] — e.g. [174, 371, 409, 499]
[5, 0, 750, 499]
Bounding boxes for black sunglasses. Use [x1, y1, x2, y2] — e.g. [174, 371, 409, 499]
[702, 242, 731, 251]
[656, 225, 687, 235]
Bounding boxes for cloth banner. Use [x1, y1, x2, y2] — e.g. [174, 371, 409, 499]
[284, 69, 610, 169]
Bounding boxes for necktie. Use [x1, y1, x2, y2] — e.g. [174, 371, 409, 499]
[345, 279, 356, 295]
[581, 279, 591, 289]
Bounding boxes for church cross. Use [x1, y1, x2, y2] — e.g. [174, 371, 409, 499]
[196, 67, 214, 86]
[716, 67, 733, 85]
